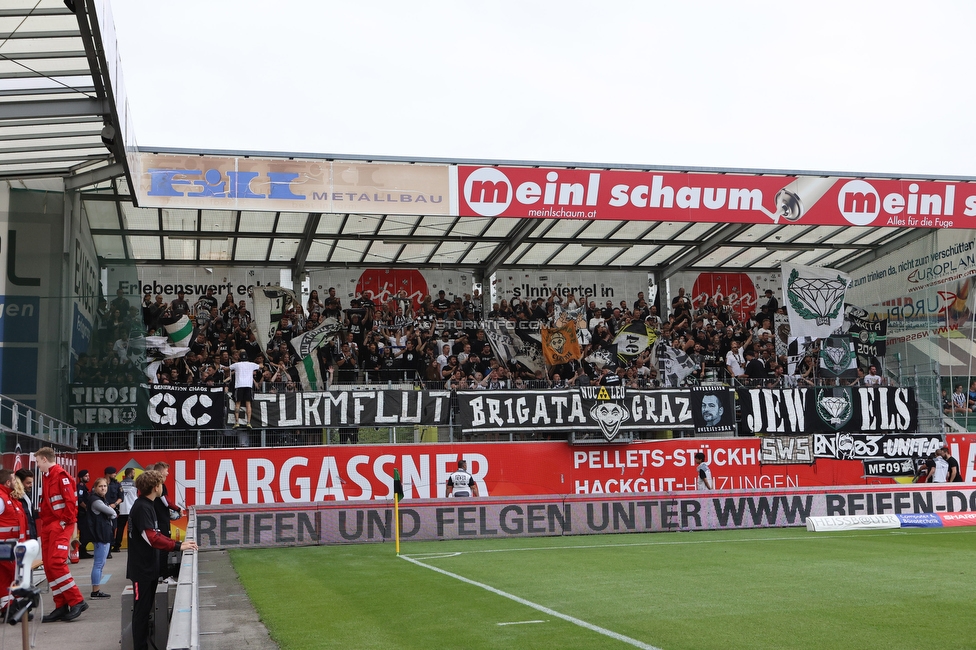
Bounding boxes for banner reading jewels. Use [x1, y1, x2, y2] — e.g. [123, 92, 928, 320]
[738, 387, 918, 435]
[251, 390, 452, 428]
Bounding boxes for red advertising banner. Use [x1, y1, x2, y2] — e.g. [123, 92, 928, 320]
[80, 439, 873, 508]
[457, 166, 976, 229]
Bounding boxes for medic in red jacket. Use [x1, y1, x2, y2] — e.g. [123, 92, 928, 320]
[35, 447, 87, 622]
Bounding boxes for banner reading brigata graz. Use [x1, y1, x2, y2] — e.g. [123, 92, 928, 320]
[191, 484, 976, 547]
[738, 386, 918, 435]
[455, 387, 733, 439]
[458, 166, 976, 229]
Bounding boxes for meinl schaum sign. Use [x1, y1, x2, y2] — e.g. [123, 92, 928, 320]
[458, 166, 976, 229]
[738, 387, 918, 435]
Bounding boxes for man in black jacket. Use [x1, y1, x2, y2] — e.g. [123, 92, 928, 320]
[127, 470, 197, 650]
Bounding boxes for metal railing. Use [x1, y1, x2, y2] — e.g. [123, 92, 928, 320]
[0, 394, 77, 447]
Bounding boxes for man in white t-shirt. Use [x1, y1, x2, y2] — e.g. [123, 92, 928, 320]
[694, 452, 713, 490]
[446, 459, 479, 497]
[725, 340, 746, 379]
[862, 365, 883, 386]
[435, 344, 452, 373]
[927, 451, 949, 483]
[228, 351, 261, 428]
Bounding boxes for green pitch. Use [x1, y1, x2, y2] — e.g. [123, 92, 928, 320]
[230, 526, 975, 650]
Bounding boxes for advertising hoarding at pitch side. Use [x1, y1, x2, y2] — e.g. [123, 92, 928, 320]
[457, 166, 976, 229]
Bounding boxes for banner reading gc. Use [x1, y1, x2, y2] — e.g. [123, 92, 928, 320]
[738, 387, 917, 435]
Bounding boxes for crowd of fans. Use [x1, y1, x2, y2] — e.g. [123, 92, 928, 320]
[73, 280, 865, 392]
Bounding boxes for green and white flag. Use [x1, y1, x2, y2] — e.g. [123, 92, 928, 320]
[783, 263, 851, 339]
[296, 354, 327, 391]
[252, 285, 300, 348]
[163, 314, 194, 347]
[290, 317, 342, 359]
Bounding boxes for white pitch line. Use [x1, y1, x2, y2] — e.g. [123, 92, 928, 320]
[400, 554, 663, 650]
[498, 620, 548, 626]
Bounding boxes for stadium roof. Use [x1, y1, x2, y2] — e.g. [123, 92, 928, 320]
[0, 0, 127, 184]
[73, 147, 939, 279]
[0, 1, 943, 279]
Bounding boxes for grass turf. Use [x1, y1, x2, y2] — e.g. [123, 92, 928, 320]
[230, 526, 976, 649]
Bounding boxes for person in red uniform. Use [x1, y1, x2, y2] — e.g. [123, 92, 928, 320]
[35, 447, 87, 622]
[0, 469, 28, 609]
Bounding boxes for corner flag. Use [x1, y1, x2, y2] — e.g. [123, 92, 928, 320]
[393, 468, 404, 501]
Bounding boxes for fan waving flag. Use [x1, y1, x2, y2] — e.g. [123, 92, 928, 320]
[541, 322, 581, 366]
[613, 321, 655, 365]
[296, 354, 327, 391]
[162, 314, 193, 348]
[252, 285, 300, 347]
[290, 317, 342, 359]
[783, 263, 851, 339]
[657, 342, 699, 387]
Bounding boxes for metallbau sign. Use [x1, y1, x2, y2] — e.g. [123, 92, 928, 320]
[133, 152, 451, 214]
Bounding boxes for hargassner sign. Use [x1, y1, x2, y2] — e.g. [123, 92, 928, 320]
[457, 166, 976, 228]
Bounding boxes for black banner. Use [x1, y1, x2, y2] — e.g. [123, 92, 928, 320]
[813, 433, 942, 460]
[457, 387, 718, 437]
[251, 390, 451, 428]
[69, 384, 141, 430]
[690, 386, 735, 435]
[848, 314, 887, 370]
[142, 385, 226, 430]
[738, 387, 918, 435]
[862, 458, 915, 478]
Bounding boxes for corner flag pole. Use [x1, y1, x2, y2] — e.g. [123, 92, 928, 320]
[393, 468, 403, 554]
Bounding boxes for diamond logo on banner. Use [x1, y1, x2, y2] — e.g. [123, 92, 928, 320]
[787, 269, 848, 326]
[820, 336, 855, 376]
[816, 388, 853, 430]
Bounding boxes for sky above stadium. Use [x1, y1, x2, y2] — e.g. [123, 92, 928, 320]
[109, 0, 976, 177]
